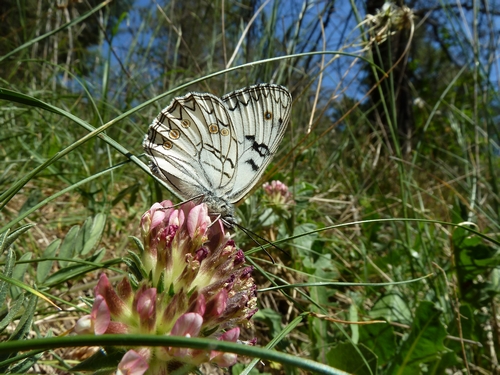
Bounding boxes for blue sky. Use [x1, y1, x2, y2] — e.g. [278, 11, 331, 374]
[93, 0, 499, 107]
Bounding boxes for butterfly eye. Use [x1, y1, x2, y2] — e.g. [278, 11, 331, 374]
[264, 111, 273, 120]
[208, 124, 219, 134]
[181, 119, 190, 128]
[220, 128, 229, 136]
[169, 129, 181, 139]
[162, 140, 173, 149]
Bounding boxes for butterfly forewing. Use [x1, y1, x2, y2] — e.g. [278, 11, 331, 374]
[144, 83, 292, 222]
[222, 84, 292, 202]
[144, 92, 238, 200]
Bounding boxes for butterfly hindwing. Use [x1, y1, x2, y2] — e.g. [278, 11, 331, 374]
[222, 84, 292, 202]
[144, 92, 238, 200]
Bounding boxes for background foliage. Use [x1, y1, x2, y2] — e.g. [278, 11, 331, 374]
[1, 0, 500, 374]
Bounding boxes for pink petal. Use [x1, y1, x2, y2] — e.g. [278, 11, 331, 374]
[188, 293, 206, 316]
[168, 209, 180, 227]
[151, 202, 165, 210]
[209, 328, 240, 367]
[92, 295, 110, 335]
[94, 273, 112, 297]
[160, 200, 174, 209]
[116, 278, 133, 302]
[219, 327, 240, 342]
[187, 204, 210, 238]
[206, 289, 227, 317]
[150, 209, 167, 231]
[94, 274, 126, 316]
[105, 321, 129, 334]
[177, 208, 185, 227]
[136, 288, 157, 320]
[211, 351, 238, 367]
[74, 315, 92, 334]
[117, 350, 149, 375]
[171, 312, 203, 337]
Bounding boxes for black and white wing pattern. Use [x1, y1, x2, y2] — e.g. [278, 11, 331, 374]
[143, 83, 292, 223]
[222, 84, 291, 202]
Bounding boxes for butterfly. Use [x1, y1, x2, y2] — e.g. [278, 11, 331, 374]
[143, 83, 292, 226]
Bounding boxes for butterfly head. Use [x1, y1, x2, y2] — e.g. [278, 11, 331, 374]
[202, 193, 237, 228]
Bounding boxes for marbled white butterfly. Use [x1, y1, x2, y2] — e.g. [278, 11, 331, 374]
[143, 83, 292, 226]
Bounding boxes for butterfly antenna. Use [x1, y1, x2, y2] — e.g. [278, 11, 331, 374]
[233, 223, 291, 263]
[158, 195, 205, 210]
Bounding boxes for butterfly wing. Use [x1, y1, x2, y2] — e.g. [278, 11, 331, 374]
[222, 84, 292, 202]
[143, 92, 238, 201]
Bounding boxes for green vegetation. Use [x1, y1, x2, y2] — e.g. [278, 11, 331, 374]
[1, 0, 500, 374]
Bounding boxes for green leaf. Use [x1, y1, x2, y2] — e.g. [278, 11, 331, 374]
[388, 301, 449, 375]
[350, 304, 359, 344]
[0, 224, 35, 254]
[36, 239, 61, 284]
[452, 225, 500, 305]
[0, 248, 16, 306]
[111, 183, 140, 208]
[18, 190, 42, 216]
[253, 308, 283, 337]
[8, 346, 44, 374]
[0, 295, 25, 332]
[130, 236, 144, 256]
[71, 347, 124, 373]
[157, 271, 165, 294]
[308, 282, 331, 361]
[42, 249, 106, 288]
[9, 293, 38, 341]
[81, 213, 106, 255]
[293, 223, 318, 257]
[232, 363, 266, 375]
[449, 304, 474, 343]
[74, 217, 93, 255]
[111, 12, 129, 37]
[0, 231, 7, 255]
[431, 351, 461, 374]
[58, 225, 80, 268]
[125, 249, 146, 281]
[359, 322, 396, 366]
[369, 293, 412, 324]
[310, 254, 339, 280]
[10, 252, 32, 299]
[326, 343, 378, 375]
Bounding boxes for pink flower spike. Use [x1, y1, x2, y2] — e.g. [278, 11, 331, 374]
[171, 312, 203, 337]
[116, 350, 149, 375]
[187, 204, 210, 239]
